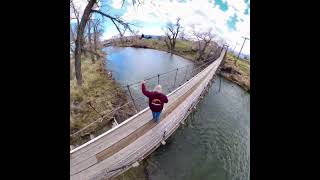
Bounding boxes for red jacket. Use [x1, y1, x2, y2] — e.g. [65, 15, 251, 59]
[142, 83, 168, 112]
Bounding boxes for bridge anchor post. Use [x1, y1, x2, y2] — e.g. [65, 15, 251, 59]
[161, 131, 166, 145]
[90, 134, 95, 140]
[132, 161, 140, 167]
[112, 117, 119, 128]
[161, 140, 166, 145]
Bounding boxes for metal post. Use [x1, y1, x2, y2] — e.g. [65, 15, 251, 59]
[233, 43, 238, 54]
[157, 74, 160, 84]
[173, 68, 178, 89]
[219, 46, 224, 55]
[223, 46, 229, 60]
[183, 65, 189, 82]
[87, 101, 104, 119]
[127, 85, 138, 113]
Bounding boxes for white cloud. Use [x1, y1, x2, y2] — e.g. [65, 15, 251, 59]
[82, 0, 249, 54]
[118, 0, 249, 54]
[102, 25, 119, 40]
[111, 0, 124, 9]
[225, 0, 248, 14]
[138, 26, 164, 36]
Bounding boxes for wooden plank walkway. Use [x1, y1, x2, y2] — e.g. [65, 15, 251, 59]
[70, 50, 226, 180]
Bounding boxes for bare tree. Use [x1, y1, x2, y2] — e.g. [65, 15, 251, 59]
[163, 18, 182, 53]
[92, 18, 103, 58]
[191, 26, 216, 61]
[71, 0, 89, 58]
[178, 29, 185, 40]
[72, 0, 136, 86]
[87, 16, 95, 63]
[70, 0, 80, 26]
[73, 0, 96, 86]
[92, 19, 100, 52]
[130, 29, 140, 43]
[70, 1, 81, 56]
[70, 23, 76, 54]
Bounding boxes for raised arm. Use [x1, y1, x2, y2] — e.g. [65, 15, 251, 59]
[141, 81, 151, 97]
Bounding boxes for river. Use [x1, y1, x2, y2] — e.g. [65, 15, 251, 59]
[104, 46, 250, 180]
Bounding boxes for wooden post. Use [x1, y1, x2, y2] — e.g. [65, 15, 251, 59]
[127, 85, 138, 113]
[132, 161, 139, 167]
[113, 117, 118, 125]
[161, 130, 166, 145]
[90, 134, 95, 140]
[112, 117, 119, 128]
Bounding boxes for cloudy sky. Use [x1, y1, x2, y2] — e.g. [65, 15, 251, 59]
[71, 0, 250, 55]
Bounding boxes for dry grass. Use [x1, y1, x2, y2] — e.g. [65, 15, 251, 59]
[220, 53, 250, 91]
[70, 56, 135, 146]
[114, 38, 197, 61]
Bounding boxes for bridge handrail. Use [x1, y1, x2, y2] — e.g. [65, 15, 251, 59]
[70, 59, 214, 138]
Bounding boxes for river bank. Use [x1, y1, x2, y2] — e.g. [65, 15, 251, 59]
[219, 53, 250, 92]
[111, 38, 197, 62]
[70, 51, 135, 146]
[109, 38, 250, 92]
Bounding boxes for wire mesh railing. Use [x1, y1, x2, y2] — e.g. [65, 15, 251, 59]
[70, 49, 224, 148]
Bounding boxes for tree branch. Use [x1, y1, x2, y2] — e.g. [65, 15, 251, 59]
[110, 18, 123, 37]
[91, 10, 134, 35]
[70, 0, 80, 26]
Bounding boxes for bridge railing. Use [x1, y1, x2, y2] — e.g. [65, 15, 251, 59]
[70, 49, 224, 148]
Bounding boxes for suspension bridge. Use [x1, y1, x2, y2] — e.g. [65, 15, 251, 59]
[70, 48, 226, 180]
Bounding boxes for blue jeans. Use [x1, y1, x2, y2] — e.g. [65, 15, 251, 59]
[152, 111, 162, 123]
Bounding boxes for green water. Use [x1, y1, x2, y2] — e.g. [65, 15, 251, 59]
[145, 77, 250, 180]
[105, 47, 250, 180]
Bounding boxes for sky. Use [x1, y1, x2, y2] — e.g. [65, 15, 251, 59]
[71, 0, 250, 55]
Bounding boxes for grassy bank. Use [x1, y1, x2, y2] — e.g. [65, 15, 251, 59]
[70, 53, 136, 146]
[219, 53, 250, 92]
[111, 38, 250, 91]
[113, 38, 198, 61]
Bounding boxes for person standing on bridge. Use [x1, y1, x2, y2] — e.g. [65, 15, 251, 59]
[141, 81, 168, 123]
